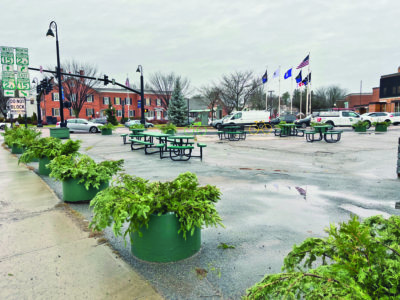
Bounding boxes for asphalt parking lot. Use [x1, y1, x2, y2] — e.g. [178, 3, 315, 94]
[33, 126, 400, 299]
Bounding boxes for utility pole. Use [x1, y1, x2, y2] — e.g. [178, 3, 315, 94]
[268, 90, 274, 117]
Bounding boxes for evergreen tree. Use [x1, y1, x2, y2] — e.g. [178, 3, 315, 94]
[167, 79, 188, 126]
[105, 104, 118, 125]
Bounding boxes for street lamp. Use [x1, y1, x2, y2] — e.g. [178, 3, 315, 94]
[136, 65, 145, 125]
[46, 21, 65, 127]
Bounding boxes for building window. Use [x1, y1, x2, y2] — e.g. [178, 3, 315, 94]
[52, 93, 60, 101]
[383, 88, 387, 96]
[146, 110, 154, 118]
[117, 110, 122, 117]
[52, 108, 60, 117]
[125, 97, 132, 105]
[393, 87, 397, 95]
[395, 102, 400, 112]
[115, 97, 121, 105]
[86, 108, 94, 116]
[129, 110, 135, 117]
[87, 95, 93, 103]
[156, 99, 161, 106]
[145, 98, 151, 106]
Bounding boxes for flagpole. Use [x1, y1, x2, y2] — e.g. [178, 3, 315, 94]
[291, 66, 293, 115]
[308, 52, 311, 115]
[265, 66, 268, 111]
[278, 65, 281, 116]
[127, 73, 130, 120]
[300, 86, 302, 118]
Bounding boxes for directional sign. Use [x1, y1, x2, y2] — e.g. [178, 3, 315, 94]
[2, 79, 16, 90]
[19, 90, 29, 97]
[17, 78, 30, 90]
[17, 65, 28, 73]
[15, 48, 29, 66]
[4, 90, 15, 97]
[7, 98, 26, 115]
[17, 72, 29, 79]
[1, 47, 14, 65]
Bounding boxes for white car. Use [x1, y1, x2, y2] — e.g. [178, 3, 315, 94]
[391, 112, 400, 125]
[56, 118, 103, 133]
[360, 112, 394, 128]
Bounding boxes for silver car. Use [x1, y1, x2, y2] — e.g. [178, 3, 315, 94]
[124, 120, 154, 128]
[57, 118, 102, 133]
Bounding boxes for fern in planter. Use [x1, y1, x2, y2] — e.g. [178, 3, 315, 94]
[160, 123, 177, 134]
[353, 120, 369, 128]
[19, 137, 81, 164]
[89, 172, 223, 240]
[98, 123, 116, 130]
[372, 121, 391, 127]
[48, 154, 124, 190]
[2, 126, 41, 148]
[129, 124, 145, 129]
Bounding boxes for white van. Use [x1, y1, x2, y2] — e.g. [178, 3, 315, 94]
[221, 110, 271, 126]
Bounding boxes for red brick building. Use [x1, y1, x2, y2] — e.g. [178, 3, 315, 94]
[40, 85, 167, 122]
[344, 67, 400, 114]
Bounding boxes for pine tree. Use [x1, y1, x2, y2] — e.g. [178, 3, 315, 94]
[105, 104, 118, 125]
[167, 79, 187, 126]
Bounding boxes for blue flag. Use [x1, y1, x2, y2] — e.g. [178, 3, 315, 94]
[284, 68, 292, 79]
[295, 71, 302, 83]
[261, 69, 268, 84]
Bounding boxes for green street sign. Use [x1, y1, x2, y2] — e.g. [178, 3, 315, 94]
[4, 90, 15, 97]
[17, 72, 29, 79]
[17, 78, 30, 90]
[1, 46, 14, 65]
[2, 71, 14, 78]
[2, 79, 16, 90]
[17, 65, 28, 73]
[2, 64, 13, 72]
[19, 90, 29, 97]
[15, 47, 29, 66]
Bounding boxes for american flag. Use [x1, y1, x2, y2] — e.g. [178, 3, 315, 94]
[298, 81, 305, 87]
[296, 55, 309, 69]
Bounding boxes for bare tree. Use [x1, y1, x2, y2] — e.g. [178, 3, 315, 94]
[248, 84, 266, 110]
[219, 71, 259, 113]
[51, 60, 100, 118]
[148, 72, 191, 110]
[200, 84, 222, 121]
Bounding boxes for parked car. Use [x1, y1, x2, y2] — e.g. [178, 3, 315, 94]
[294, 115, 312, 128]
[270, 114, 296, 126]
[91, 117, 108, 125]
[56, 118, 103, 133]
[312, 111, 360, 127]
[221, 110, 271, 127]
[124, 119, 154, 128]
[210, 115, 232, 130]
[392, 112, 400, 125]
[0, 122, 5, 130]
[360, 112, 394, 128]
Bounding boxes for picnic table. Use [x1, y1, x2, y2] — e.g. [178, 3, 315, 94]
[278, 124, 297, 137]
[218, 125, 246, 141]
[130, 131, 170, 154]
[130, 128, 146, 134]
[305, 125, 342, 143]
[167, 135, 195, 146]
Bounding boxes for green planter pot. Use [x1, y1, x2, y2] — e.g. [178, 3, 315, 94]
[11, 144, 24, 154]
[62, 178, 109, 202]
[50, 127, 70, 139]
[101, 128, 112, 135]
[354, 126, 367, 132]
[166, 129, 176, 135]
[38, 156, 52, 176]
[375, 124, 388, 132]
[130, 212, 201, 262]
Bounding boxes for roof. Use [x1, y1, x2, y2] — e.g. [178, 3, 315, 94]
[381, 72, 400, 79]
[188, 96, 209, 110]
[93, 87, 157, 95]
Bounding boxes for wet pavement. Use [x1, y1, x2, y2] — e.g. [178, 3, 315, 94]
[3, 126, 400, 299]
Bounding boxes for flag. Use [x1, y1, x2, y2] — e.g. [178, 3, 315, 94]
[284, 68, 292, 79]
[273, 68, 279, 79]
[261, 69, 268, 84]
[307, 72, 311, 83]
[302, 77, 309, 86]
[296, 55, 309, 69]
[125, 77, 130, 87]
[298, 81, 304, 87]
[295, 71, 302, 83]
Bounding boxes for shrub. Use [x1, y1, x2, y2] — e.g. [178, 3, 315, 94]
[160, 123, 177, 134]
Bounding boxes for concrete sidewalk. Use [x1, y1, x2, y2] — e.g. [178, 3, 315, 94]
[0, 146, 163, 300]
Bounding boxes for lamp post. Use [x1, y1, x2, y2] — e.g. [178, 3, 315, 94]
[136, 65, 145, 125]
[46, 21, 65, 127]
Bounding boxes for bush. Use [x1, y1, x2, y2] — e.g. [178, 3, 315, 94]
[120, 117, 128, 124]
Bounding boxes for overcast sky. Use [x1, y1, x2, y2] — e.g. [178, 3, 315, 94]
[1, 0, 399, 97]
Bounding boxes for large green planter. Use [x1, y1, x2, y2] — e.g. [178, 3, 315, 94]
[375, 124, 388, 132]
[354, 126, 367, 132]
[62, 178, 109, 202]
[38, 156, 52, 176]
[11, 144, 24, 154]
[130, 212, 201, 262]
[50, 127, 70, 139]
[101, 128, 112, 135]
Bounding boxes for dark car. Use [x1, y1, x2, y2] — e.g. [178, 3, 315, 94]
[92, 117, 108, 125]
[294, 115, 312, 128]
[270, 114, 296, 126]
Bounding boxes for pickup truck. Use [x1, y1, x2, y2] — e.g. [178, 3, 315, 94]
[311, 111, 361, 127]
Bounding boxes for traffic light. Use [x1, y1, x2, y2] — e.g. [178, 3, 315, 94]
[103, 75, 109, 86]
[63, 101, 72, 109]
[36, 83, 42, 94]
[45, 82, 53, 95]
[144, 109, 148, 113]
